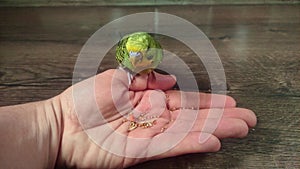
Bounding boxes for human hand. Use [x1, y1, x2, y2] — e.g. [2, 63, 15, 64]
[56, 69, 256, 168]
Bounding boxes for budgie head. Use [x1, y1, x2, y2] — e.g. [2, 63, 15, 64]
[116, 32, 163, 74]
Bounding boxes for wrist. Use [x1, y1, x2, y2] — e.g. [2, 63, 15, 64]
[0, 96, 64, 169]
[40, 96, 64, 168]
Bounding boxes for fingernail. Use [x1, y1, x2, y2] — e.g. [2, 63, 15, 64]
[170, 74, 176, 81]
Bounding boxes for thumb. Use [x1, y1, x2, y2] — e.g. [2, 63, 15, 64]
[130, 71, 176, 91]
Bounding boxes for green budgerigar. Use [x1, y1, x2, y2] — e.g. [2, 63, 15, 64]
[116, 32, 163, 81]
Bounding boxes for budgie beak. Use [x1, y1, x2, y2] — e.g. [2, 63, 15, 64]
[129, 51, 153, 70]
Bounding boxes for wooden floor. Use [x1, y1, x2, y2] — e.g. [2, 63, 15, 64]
[1, 5, 300, 169]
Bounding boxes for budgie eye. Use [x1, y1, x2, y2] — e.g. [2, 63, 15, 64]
[147, 55, 154, 60]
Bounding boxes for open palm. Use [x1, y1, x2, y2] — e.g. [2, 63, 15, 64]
[56, 69, 256, 169]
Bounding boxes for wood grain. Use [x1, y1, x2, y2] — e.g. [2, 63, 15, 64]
[0, 0, 299, 7]
[0, 5, 299, 169]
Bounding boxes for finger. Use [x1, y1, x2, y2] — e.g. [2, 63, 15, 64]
[168, 108, 256, 138]
[195, 116, 250, 139]
[220, 108, 257, 128]
[170, 108, 256, 128]
[213, 118, 250, 138]
[148, 72, 176, 90]
[129, 73, 148, 91]
[130, 72, 176, 91]
[152, 132, 221, 160]
[166, 90, 236, 109]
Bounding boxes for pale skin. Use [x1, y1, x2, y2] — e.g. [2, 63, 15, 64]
[0, 69, 257, 169]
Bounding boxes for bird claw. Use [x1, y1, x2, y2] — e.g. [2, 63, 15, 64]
[118, 66, 156, 86]
[127, 72, 133, 86]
